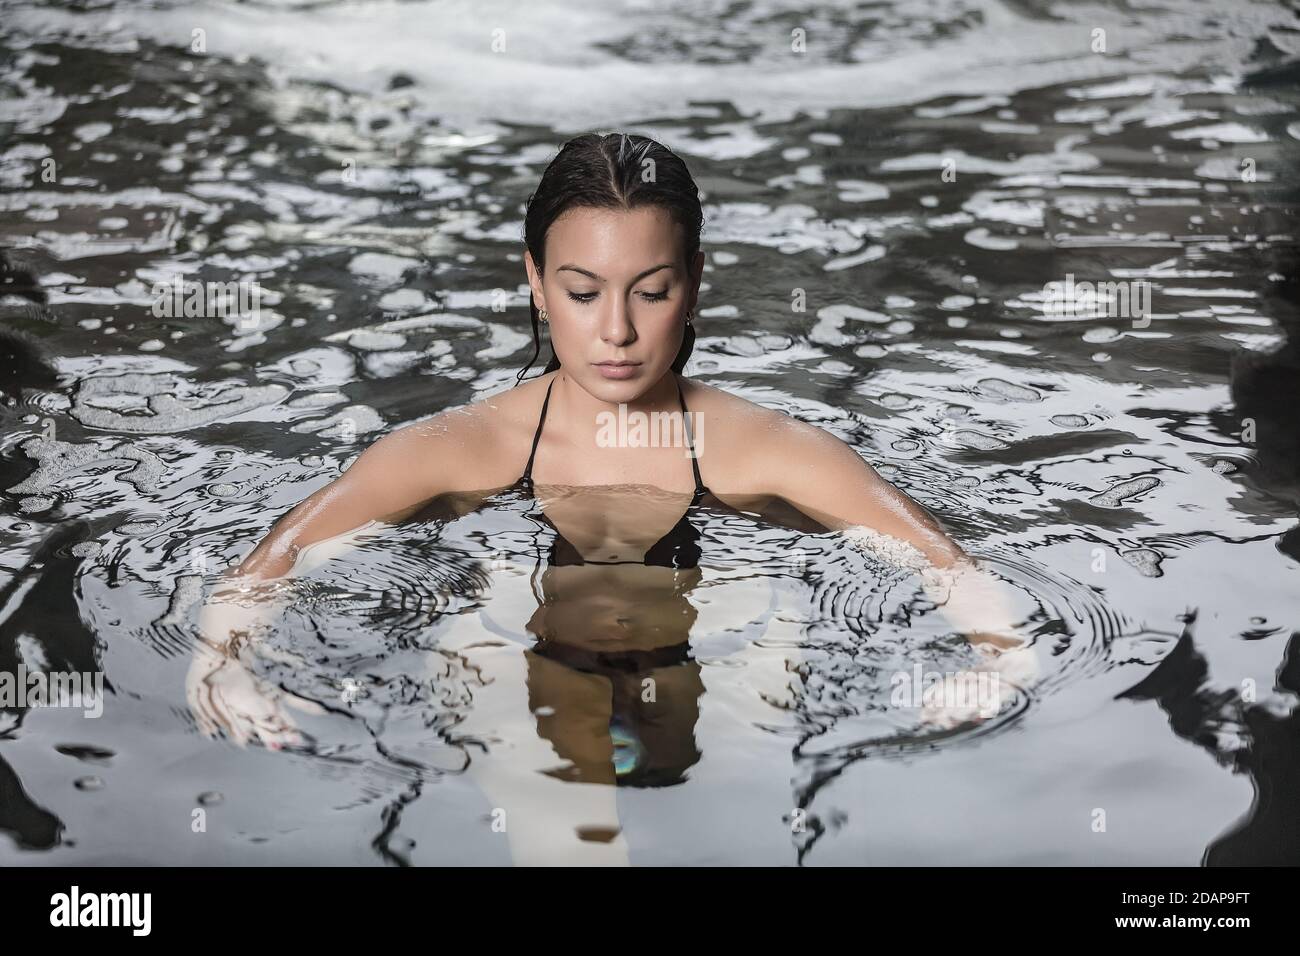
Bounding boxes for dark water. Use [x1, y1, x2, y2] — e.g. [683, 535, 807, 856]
[1, 0, 1299, 864]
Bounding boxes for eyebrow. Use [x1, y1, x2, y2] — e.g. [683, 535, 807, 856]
[556, 263, 674, 283]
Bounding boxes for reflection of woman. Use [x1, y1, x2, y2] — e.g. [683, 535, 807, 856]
[522, 547, 706, 788]
[188, 132, 1037, 784]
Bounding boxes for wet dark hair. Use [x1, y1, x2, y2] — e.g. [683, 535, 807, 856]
[514, 132, 704, 385]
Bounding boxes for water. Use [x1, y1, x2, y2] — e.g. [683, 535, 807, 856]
[1, 0, 1298, 865]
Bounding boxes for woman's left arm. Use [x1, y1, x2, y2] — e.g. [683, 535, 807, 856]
[756, 416, 965, 567]
[757, 418, 1040, 724]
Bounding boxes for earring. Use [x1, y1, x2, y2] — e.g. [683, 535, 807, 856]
[538, 309, 549, 323]
[685, 309, 694, 326]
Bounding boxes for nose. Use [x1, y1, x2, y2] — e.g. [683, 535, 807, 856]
[600, 293, 637, 348]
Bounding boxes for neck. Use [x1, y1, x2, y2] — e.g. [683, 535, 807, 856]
[550, 368, 681, 435]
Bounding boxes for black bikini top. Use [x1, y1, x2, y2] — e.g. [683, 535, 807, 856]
[516, 373, 710, 570]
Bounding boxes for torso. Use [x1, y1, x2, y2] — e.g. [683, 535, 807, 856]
[427, 369, 788, 530]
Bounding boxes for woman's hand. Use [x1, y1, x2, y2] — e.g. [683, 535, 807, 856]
[186, 637, 324, 749]
[918, 635, 1040, 730]
[187, 579, 325, 749]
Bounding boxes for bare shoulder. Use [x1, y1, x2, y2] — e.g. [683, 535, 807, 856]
[679, 375, 865, 496]
[363, 372, 553, 494]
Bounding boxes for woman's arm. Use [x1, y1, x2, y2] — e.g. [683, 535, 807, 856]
[757, 418, 1040, 726]
[187, 418, 470, 748]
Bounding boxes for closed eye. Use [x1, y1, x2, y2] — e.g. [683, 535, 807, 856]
[564, 290, 671, 304]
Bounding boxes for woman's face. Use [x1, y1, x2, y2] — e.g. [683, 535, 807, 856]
[524, 204, 704, 402]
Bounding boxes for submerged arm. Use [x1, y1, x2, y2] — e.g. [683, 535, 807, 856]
[188, 422, 461, 747]
[760, 420, 1040, 724]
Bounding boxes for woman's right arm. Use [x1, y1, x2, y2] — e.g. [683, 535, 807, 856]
[187, 415, 474, 748]
[233, 421, 465, 580]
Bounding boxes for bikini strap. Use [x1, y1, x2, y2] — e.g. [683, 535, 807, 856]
[520, 377, 556, 486]
[674, 375, 708, 497]
[526, 374, 705, 495]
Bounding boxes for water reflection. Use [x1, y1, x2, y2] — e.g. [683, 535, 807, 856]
[2, 0, 1299, 865]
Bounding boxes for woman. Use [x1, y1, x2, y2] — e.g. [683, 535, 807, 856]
[187, 132, 1037, 775]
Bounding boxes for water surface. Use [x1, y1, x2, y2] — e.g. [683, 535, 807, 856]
[1, 0, 1299, 865]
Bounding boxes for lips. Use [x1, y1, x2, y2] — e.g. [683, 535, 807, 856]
[593, 361, 641, 379]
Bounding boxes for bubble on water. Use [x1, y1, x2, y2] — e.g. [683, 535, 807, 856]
[1083, 326, 1121, 343]
[1092, 352, 1112, 362]
[19, 496, 54, 512]
[1212, 460, 1237, 474]
[1121, 548, 1164, 577]
[809, 304, 890, 345]
[727, 335, 765, 357]
[197, 791, 224, 806]
[71, 372, 288, 433]
[974, 378, 1040, 402]
[886, 320, 914, 334]
[347, 329, 407, 351]
[288, 392, 347, 411]
[74, 122, 111, 142]
[712, 250, 739, 265]
[964, 227, 1018, 250]
[837, 180, 889, 202]
[940, 295, 975, 311]
[8, 436, 166, 494]
[952, 476, 980, 488]
[208, 482, 240, 498]
[1089, 475, 1160, 508]
[74, 775, 105, 791]
[1050, 414, 1090, 428]
[891, 439, 920, 452]
[70, 542, 101, 558]
[348, 252, 420, 283]
[757, 333, 792, 351]
[139, 339, 165, 352]
[855, 344, 888, 358]
[118, 520, 159, 535]
[949, 430, 1009, 450]
[877, 393, 910, 409]
[12, 522, 32, 532]
[378, 288, 431, 312]
[291, 405, 384, 438]
[300, 455, 324, 467]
